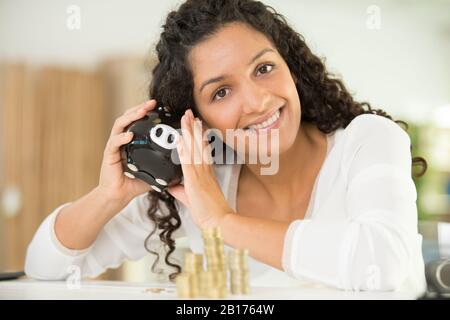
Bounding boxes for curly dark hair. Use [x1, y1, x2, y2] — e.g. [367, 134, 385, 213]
[144, 0, 428, 281]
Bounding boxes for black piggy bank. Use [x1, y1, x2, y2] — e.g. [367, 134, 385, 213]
[120, 105, 183, 193]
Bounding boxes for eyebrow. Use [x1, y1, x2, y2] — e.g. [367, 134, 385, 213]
[198, 48, 275, 94]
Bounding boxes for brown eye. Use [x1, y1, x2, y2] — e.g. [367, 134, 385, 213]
[212, 88, 230, 102]
[256, 63, 274, 76]
[217, 89, 227, 98]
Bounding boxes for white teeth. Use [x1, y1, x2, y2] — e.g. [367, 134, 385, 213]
[247, 109, 280, 130]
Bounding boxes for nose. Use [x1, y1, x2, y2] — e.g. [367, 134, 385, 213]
[240, 79, 271, 115]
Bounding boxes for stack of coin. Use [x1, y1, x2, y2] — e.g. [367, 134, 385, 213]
[176, 228, 251, 299]
[228, 249, 250, 295]
[175, 273, 192, 298]
[198, 270, 227, 299]
[183, 252, 204, 273]
[203, 229, 226, 270]
[201, 227, 228, 298]
[183, 252, 204, 297]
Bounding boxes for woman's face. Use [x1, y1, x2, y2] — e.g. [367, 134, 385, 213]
[188, 22, 301, 159]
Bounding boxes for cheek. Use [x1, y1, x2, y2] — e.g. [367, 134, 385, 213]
[204, 105, 241, 132]
[280, 72, 298, 98]
[269, 70, 299, 107]
[281, 73, 301, 118]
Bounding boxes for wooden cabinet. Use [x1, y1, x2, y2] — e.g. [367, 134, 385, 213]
[0, 64, 108, 271]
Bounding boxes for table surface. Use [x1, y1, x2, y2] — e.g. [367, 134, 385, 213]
[0, 279, 420, 300]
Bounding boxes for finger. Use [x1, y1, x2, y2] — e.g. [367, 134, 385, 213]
[193, 117, 210, 165]
[124, 99, 156, 116]
[189, 109, 212, 165]
[186, 111, 203, 166]
[192, 117, 202, 151]
[110, 100, 157, 136]
[176, 134, 187, 165]
[193, 120, 215, 169]
[198, 125, 214, 166]
[177, 130, 200, 181]
[103, 131, 134, 165]
[181, 112, 195, 165]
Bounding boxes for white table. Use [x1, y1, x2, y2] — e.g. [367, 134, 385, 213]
[0, 279, 419, 300]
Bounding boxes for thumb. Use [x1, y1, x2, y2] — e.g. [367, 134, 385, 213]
[167, 184, 190, 207]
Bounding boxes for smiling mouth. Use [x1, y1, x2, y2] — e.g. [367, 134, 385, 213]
[243, 105, 285, 131]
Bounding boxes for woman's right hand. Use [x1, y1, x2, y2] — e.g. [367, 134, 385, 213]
[96, 99, 158, 205]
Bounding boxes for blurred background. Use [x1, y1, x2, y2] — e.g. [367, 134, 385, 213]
[0, 0, 449, 283]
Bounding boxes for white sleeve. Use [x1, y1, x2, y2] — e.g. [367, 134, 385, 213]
[24, 193, 185, 280]
[282, 115, 425, 292]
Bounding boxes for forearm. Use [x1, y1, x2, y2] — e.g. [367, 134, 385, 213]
[219, 213, 290, 270]
[54, 187, 126, 250]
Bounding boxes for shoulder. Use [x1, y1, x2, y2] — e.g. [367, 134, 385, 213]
[343, 114, 410, 146]
[336, 114, 413, 180]
[335, 114, 411, 161]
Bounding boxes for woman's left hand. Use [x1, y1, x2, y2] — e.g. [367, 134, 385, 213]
[167, 109, 233, 229]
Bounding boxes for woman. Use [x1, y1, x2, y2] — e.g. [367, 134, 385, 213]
[25, 0, 427, 292]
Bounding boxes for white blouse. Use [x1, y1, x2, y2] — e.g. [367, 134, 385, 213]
[24, 114, 426, 293]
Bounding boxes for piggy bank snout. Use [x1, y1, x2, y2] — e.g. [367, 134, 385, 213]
[149, 124, 180, 150]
